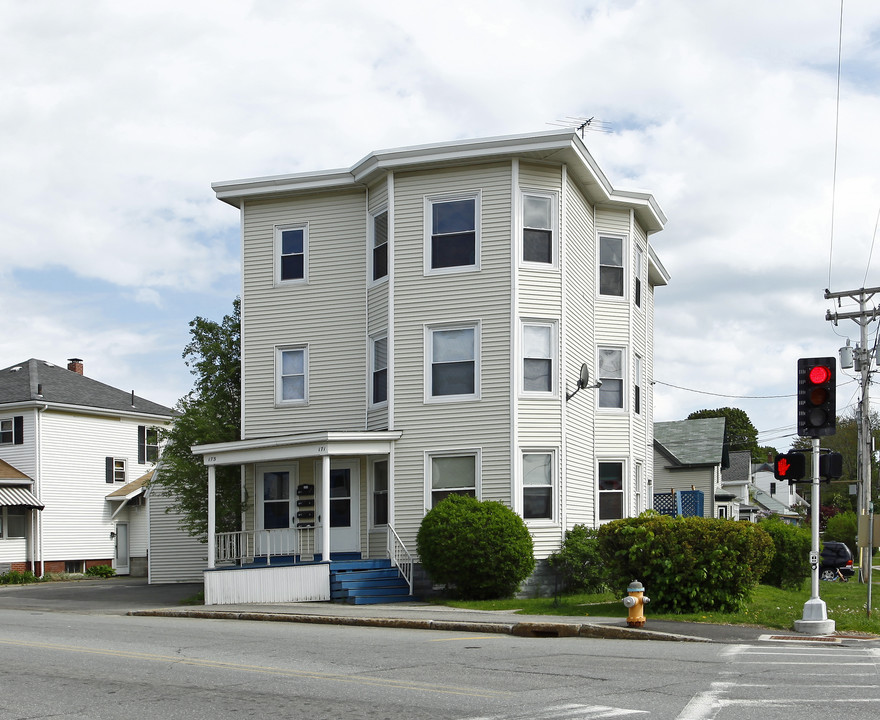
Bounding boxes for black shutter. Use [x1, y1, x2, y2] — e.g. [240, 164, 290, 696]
[137, 425, 146, 464]
[13, 416, 23, 445]
[105, 457, 114, 484]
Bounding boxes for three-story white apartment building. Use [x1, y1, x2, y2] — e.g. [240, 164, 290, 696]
[195, 130, 669, 602]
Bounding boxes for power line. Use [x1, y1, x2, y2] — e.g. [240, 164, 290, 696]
[652, 380, 793, 399]
[827, 0, 844, 289]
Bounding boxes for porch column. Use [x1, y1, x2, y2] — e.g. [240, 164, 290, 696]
[321, 455, 330, 562]
[207, 465, 216, 569]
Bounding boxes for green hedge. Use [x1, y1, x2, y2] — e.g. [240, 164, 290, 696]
[416, 494, 535, 600]
[758, 516, 810, 589]
[597, 514, 773, 613]
[548, 525, 611, 593]
[824, 511, 858, 557]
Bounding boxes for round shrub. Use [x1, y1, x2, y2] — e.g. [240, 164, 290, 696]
[597, 514, 773, 613]
[84, 565, 116, 578]
[416, 494, 535, 599]
[548, 524, 611, 593]
[824, 510, 858, 557]
[758, 516, 810, 589]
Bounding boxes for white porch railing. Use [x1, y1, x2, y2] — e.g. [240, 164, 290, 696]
[215, 527, 316, 566]
[387, 524, 413, 594]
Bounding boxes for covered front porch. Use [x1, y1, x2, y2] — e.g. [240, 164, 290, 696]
[193, 431, 411, 605]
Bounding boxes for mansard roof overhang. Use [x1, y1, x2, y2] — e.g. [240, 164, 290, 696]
[211, 130, 667, 234]
[193, 431, 403, 467]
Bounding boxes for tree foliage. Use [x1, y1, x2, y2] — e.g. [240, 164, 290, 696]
[687, 407, 767, 462]
[154, 298, 243, 539]
[757, 516, 810, 590]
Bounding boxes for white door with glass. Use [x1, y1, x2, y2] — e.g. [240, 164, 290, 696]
[114, 522, 130, 575]
[317, 460, 360, 555]
[257, 467, 297, 556]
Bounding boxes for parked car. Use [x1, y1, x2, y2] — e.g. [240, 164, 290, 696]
[820, 541, 854, 581]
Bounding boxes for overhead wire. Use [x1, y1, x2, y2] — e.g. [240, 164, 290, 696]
[827, 0, 844, 290]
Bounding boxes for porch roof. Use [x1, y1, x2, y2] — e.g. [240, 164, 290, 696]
[192, 431, 403, 466]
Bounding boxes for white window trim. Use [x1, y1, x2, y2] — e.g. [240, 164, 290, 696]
[424, 321, 481, 403]
[598, 234, 627, 301]
[255, 462, 299, 532]
[0, 507, 27, 540]
[369, 207, 389, 287]
[596, 458, 627, 524]
[0, 417, 12, 445]
[274, 222, 309, 286]
[368, 458, 389, 530]
[521, 448, 558, 525]
[520, 319, 558, 397]
[634, 354, 643, 415]
[113, 458, 126, 483]
[423, 191, 481, 276]
[275, 344, 309, 406]
[597, 346, 626, 412]
[369, 333, 388, 409]
[424, 449, 482, 511]
[520, 189, 558, 270]
[634, 243, 644, 308]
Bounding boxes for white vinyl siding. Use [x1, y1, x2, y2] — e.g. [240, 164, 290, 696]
[147, 482, 206, 583]
[389, 163, 512, 545]
[242, 191, 368, 438]
[37, 411, 170, 564]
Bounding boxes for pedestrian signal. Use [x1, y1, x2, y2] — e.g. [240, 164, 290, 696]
[774, 452, 806, 481]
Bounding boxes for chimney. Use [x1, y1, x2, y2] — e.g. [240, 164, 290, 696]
[67, 358, 84, 375]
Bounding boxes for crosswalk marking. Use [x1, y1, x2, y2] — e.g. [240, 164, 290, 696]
[462, 704, 648, 720]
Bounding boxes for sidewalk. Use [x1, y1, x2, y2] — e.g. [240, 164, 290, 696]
[131, 599, 871, 645]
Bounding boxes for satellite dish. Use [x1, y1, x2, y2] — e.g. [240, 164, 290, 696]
[578, 363, 590, 389]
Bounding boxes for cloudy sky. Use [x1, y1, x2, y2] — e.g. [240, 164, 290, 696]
[3, 0, 879, 449]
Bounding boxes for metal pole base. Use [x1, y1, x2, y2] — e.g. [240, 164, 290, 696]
[794, 598, 836, 635]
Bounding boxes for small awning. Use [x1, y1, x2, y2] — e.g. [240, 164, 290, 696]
[0, 486, 44, 509]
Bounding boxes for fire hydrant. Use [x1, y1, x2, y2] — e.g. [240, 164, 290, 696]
[622, 580, 650, 627]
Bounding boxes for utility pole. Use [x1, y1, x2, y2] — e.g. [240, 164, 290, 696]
[825, 286, 879, 581]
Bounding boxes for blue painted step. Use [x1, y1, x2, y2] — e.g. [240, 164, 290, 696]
[329, 558, 416, 604]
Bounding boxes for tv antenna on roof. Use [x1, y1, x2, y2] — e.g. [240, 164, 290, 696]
[547, 116, 612, 138]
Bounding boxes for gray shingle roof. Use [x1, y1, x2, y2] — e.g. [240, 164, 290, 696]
[0, 359, 174, 417]
[654, 417, 726, 466]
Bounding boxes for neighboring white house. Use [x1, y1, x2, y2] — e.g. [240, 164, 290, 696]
[750, 460, 805, 522]
[653, 418, 733, 519]
[194, 129, 670, 603]
[0, 358, 174, 576]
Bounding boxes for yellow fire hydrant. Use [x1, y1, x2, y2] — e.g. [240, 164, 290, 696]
[621, 580, 650, 628]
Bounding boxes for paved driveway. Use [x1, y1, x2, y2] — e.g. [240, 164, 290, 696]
[0, 576, 202, 614]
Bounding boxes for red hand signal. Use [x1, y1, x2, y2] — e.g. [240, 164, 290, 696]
[777, 458, 790, 477]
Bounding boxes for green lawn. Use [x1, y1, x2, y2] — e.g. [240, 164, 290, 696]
[435, 578, 880, 635]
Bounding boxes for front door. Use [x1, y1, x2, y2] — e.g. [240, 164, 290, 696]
[327, 460, 360, 554]
[256, 467, 296, 556]
[114, 522, 130, 575]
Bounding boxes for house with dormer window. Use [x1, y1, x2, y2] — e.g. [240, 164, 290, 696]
[194, 130, 670, 604]
[0, 358, 174, 576]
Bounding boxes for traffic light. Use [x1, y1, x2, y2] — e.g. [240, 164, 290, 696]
[797, 357, 836, 437]
[774, 452, 806, 481]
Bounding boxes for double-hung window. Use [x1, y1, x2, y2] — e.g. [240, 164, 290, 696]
[138, 425, 159, 464]
[599, 236, 624, 297]
[0, 416, 22, 445]
[522, 451, 554, 521]
[427, 194, 478, 272]
[634, 355, 643, 415]
[598, 461, 624, 521]
[371, 335, 388, 406]
[0, 418, 12, 444]
[371, 210, 388, 282]
[598, 347, 624, 409]
[428, 452, 478, 507]
[276, 224, 308, 284]
[0, 508, 26, 539]
[277, 346, 308, 405]
[522, 322, 555, 394]
[105, 457, 126, 484]
[634, 244, 643, 307]
[522, 192, 554, 265]
[427, 323, 478, 400]
[371, 459, 389, 527]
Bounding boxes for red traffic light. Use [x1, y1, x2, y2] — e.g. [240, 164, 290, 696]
[808, 365, 832, 385]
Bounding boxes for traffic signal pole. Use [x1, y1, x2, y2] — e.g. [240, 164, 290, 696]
[794, 436, 835, 634]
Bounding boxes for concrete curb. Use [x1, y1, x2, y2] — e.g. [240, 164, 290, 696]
[130, 609, 712, 642]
